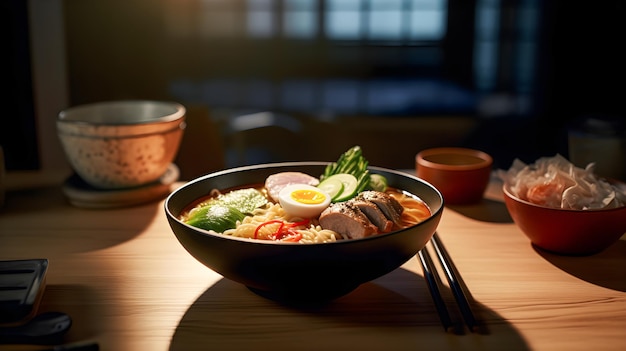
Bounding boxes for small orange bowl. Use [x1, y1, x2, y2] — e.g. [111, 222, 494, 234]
[503, 184, 626, 255]
[416, 147, 493, 205]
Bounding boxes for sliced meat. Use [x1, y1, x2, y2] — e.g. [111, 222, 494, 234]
[356, 191, 404, 225]
[319, 202, 378, 239]
[350, 198, 394, 233]
[265, 172, 319, 202]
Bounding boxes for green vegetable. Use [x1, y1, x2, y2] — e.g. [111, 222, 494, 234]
[213, 188, 268, 214]
[369, 173, 388, 192]
[185, 204, 246, 233]
[320, 145, 388, 201]
[184, 188, 268, 232]
[319, 173, 359, 202]
[317, 176, 344, 200]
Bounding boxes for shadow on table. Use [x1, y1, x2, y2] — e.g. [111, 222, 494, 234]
[534, 240, 626, 292]
[1, 184, 161, 254]
[34, 284, 101, 346]
[169, 268, 529, 351]
[446, 198, 513, 224]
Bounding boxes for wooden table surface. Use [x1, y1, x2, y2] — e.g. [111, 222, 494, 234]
[0, 170, 625, 351]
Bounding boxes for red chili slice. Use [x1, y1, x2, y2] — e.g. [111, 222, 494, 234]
[254, 219, 284, 239]
[254, 219, 310, 241]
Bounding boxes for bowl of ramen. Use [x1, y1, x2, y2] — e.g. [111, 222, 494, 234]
[165, 155, 443, 302]
[501, 155, 626, 255]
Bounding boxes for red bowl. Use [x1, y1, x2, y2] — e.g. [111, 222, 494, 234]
[503, 184, 626, 255]
[416, 147, 493, 205]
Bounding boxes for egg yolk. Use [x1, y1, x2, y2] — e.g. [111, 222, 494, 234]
[290, 189, 327, 204]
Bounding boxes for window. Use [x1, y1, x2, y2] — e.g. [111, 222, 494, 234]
[169, 0, 447, 43]
[247, 0, 276, 38]
[284, 0, 317, 39]
[162, 0, 483, 116]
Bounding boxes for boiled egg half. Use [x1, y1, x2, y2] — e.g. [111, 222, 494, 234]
[278, 184, 331, 218]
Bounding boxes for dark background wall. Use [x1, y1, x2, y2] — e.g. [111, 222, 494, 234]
[1, 0, 39, 170]
[2, 0, 625, 176]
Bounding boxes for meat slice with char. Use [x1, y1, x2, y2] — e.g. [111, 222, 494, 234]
[350, 198, 394, 233]
[355, 191, 404, 226]
[319, 202, 378, 239]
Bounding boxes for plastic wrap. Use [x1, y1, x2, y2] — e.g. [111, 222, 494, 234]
[500, 154, 626, 210]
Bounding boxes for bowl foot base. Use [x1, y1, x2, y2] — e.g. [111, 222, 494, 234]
[247, 284, 359, 305]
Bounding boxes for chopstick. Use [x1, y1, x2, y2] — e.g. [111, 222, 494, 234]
[430, 232, 479, 332]
[417, 248, 454, 332]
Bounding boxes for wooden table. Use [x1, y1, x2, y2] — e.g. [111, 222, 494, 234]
[1, 171, 625, 351]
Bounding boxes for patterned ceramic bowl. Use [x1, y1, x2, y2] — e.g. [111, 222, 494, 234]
[57, 100, 186, 189]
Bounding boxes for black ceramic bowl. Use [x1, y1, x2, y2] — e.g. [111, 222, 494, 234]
[165, 162, 444, 302]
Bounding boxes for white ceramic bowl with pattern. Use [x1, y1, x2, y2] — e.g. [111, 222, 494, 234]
[57, 100, 186, 189]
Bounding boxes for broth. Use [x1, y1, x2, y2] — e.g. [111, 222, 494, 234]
[180, 184, 431, 243]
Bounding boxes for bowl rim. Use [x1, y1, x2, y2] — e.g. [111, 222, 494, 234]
[57, 122, 185, 139]
[502, 182, 626, 213]
[165, 161, 444, 246]
[416, 147, 493, 171]
[57, 100, 186, 126]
